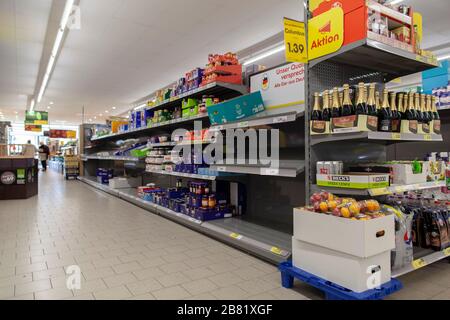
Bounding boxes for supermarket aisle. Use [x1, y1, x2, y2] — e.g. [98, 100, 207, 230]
[0, 171, 449, 300]
[0, 171, 311, 300]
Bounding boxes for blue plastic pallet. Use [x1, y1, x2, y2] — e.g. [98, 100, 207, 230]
[279, 261, 403, 300]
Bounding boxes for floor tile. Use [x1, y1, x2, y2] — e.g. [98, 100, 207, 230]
[0, 285, 14, 299]
[126, 278, 163, 295]
[210, 285, 250, 300]
[182, 278, 218, 295]
[93, 285, 132, 300]
[208, 272, 244, 287]
[152, 286, 191, 300]
[112, 262, 142, 274]
[35, 287, 74, 300]
[15, 279, 52, 296]
[157, 273, 191, 287]
[82, 267, 115, 281]
[103, 273, 137, 288]
[132, 267, 165, 281]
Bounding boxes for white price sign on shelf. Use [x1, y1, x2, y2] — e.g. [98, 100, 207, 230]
[261, 168, 280, 176]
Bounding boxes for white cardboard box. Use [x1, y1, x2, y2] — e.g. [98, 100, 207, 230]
[293, 208, 395, 258]
[109, 177, 142, 189]
[292, 239, 391, 293]
[381, 163, 428, 185]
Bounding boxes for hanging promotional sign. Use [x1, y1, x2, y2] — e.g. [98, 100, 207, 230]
[250, 62, 305, 110]
[49, 130, 77, 139]
[25, 124, 43, 132]
[25, 111, 49, 125]
[308, 6, 344, 60]
[284, 18, 308, 63]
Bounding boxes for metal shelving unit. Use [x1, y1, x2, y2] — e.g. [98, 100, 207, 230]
[144, 169, 218, 181]
[82, 155, 142, 162]
[77, 176, 291, 264]
[309, 38, 438, 81]
[311, 131, 443, 146]
[312, 180, 446, 197]
[303, 0, 447, 287]
[210, 160, 305, 178]
[210, 105, 304, 130]
[393, 247, 450, 278]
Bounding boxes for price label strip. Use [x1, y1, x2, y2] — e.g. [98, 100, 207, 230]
[412, 258, 427, 270]
[270, 247, 283, 255]
[391, 133, 402, 140]
[444, 247, 450, 257]
[370, 187, 389, 196]
[230, 233, 243, 240]
[284, 18, 308, 63]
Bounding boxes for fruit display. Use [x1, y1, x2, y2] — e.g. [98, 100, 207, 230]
[308, 191, 386, 220]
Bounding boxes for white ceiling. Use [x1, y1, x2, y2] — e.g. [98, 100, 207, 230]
[0, 0, 52, 121]
[1, 0, 450, 125]
[34, 0, 304, 124]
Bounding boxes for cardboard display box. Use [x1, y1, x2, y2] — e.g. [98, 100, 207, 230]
[293, 208, 395, 258]
[207, 91, 265, 126]
[292, 239, 391, 293]
[316, 173, 390, 189]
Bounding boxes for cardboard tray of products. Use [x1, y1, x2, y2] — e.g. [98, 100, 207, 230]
[293, 208, 395, 258]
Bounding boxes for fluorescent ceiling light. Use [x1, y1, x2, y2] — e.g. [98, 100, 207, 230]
[438, 54, 450, 61]
[389, 0, 404, 5]
[34, 0, 74, 105]
[134, 104, 147, 110]
[112, 107, 116, 110]
[30, 99, 35, 111]
[242, 45, 286, 66]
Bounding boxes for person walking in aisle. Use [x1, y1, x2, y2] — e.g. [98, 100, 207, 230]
[23, 140, 38, 158]
[38, 141, 50, 172]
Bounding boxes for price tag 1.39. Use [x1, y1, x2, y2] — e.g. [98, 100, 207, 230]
[284, 18, 308, 63]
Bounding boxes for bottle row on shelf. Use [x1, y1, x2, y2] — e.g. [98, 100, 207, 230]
[136, 180, 245, 222]
[310, 82, 441, 136]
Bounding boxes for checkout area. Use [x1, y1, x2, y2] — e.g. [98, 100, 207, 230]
[0, 144, 38, 200]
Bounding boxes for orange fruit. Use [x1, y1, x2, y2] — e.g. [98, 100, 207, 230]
[319, 202, 329, 213]
[349, 203, 360, 216]
[341, 207, 351, 218]
[327, 200, 338, 210]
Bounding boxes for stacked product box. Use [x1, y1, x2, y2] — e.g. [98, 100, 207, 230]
[292, 192, 395, 293]
[96, 168, 114, 184]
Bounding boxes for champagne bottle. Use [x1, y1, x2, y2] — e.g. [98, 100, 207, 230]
[432, 96, 440, 120]
[426, 95, 433, 123]
[420, 94, 429, 124]
[331, 87, 341, 118]
[403, 93, 409, 116]
[341, 84, 354, 116]
[378, 89, 392, 132]
[375, 91, 381, 115]
[414, 93, 423, 123]
[311, 92, 322, 121]
[367, 83, 377, 116]
[322, 90, 331, 121]
[355, 83, 368, 115]
[339, 91, 344, 116]
[397, 93, 405, 119]
[390, 92, 400, 121]
[405, 92, 417, 120]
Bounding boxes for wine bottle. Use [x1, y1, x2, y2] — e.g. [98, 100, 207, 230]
[322, 90, 331, 121]
[405, 92, 417, 120]
[432, 96, 440, 120]
[403, 93, 408, 116]
[414, 93, 423, 123]
[355, 83, 368, 115]
[311, 92, 322, 121]
[341, 84, 354, 116]
[378, 89, 392, 132]
[375, 91, 381, 115]
[331, 88, 341, 118]
[367, 83, 377, 116]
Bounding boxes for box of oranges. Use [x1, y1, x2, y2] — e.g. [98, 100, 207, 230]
[293, 192, 395, 258]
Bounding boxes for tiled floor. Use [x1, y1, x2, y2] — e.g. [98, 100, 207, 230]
[0, 170, 449, 300]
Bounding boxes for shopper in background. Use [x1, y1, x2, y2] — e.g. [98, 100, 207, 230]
[23, 140, 38, 158]
[38, 141, 50, 172]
